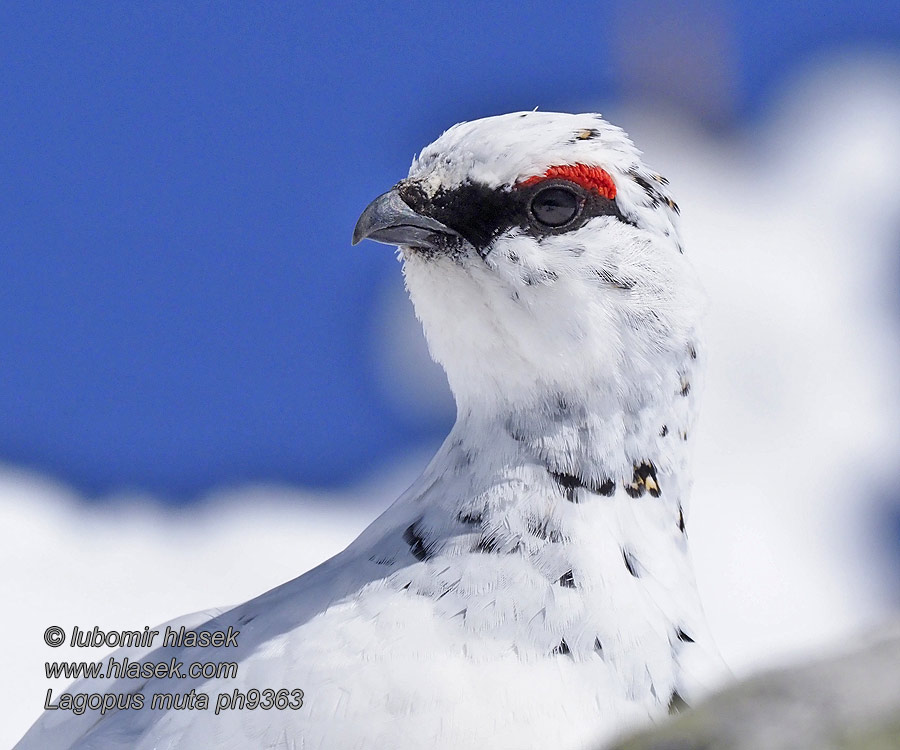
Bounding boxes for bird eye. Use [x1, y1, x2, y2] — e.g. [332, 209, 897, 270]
[529, 186, 581, 228]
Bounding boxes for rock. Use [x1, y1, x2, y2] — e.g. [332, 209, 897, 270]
[607, 623, 900, 750]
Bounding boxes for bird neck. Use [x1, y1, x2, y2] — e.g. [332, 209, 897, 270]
[450, 334, 700, 492]
[348, 339, 721, 706]
[393, 335, 702, 564]
[362, 343, 719, 701]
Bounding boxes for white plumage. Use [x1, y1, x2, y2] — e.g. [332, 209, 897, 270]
[17, 111, 729, 750]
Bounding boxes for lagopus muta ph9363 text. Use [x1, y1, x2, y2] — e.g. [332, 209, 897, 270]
[18, 111, 729, 750]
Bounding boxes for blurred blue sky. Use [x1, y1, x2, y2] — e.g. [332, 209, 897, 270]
[2, 1, 899, 499]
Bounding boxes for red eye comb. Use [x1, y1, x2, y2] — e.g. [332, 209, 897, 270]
[518, 164, 617, 200]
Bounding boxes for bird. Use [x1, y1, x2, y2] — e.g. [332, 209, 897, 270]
[17, 111, 729, 750]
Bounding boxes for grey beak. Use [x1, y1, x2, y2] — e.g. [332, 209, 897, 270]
[352, 189, 460, 247]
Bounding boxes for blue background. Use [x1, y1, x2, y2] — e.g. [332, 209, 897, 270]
[2, 1, 899, 499]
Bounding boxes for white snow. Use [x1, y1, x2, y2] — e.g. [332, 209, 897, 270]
[3, 53, 900, 749]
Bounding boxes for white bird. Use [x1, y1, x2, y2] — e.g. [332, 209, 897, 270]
[18, 111, 729, 750]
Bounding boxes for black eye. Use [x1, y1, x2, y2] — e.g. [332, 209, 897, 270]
[529, 186, 580, 227]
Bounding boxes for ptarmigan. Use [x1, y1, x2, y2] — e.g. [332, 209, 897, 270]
[17, 112, 729, 750]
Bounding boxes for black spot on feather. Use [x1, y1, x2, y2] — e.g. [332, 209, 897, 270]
[558, 570, 576, 588]
[475, 535, 499, 553]
[625, 461, 660, 498]
[403, 522, 431, 561]
[625, 481, 645, 499]
[474, 533, 520, 554]
[637, 461, 660, 497]
[676, 628, 695, 643]
[551, 471, 581, 502]
[623, 549, 640, 578]
[668, 691, 689, 714]
[593, 267, 634, 290]
[552, 639, 571, 656]
[457, 510, 483, 525]
[628, 170, 662, 205]
[550, 470, 616, 501]
[627, 169, 679, 217]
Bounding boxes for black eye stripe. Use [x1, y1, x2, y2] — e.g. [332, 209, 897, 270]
[398, 179, 632, 253]
[398, 181, 523, 250]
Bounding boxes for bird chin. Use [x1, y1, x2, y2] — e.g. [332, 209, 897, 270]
[401, 234, 469, 261]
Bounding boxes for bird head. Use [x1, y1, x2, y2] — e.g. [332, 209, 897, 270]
[354, 112, 705, 414]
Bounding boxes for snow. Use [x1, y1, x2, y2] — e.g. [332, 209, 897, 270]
[3, 53, 900, 749]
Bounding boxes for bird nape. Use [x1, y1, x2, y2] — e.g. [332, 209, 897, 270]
[18, 111, 729, 750]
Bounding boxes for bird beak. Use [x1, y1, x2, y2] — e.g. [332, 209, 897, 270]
[352, 189, 460, 247]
